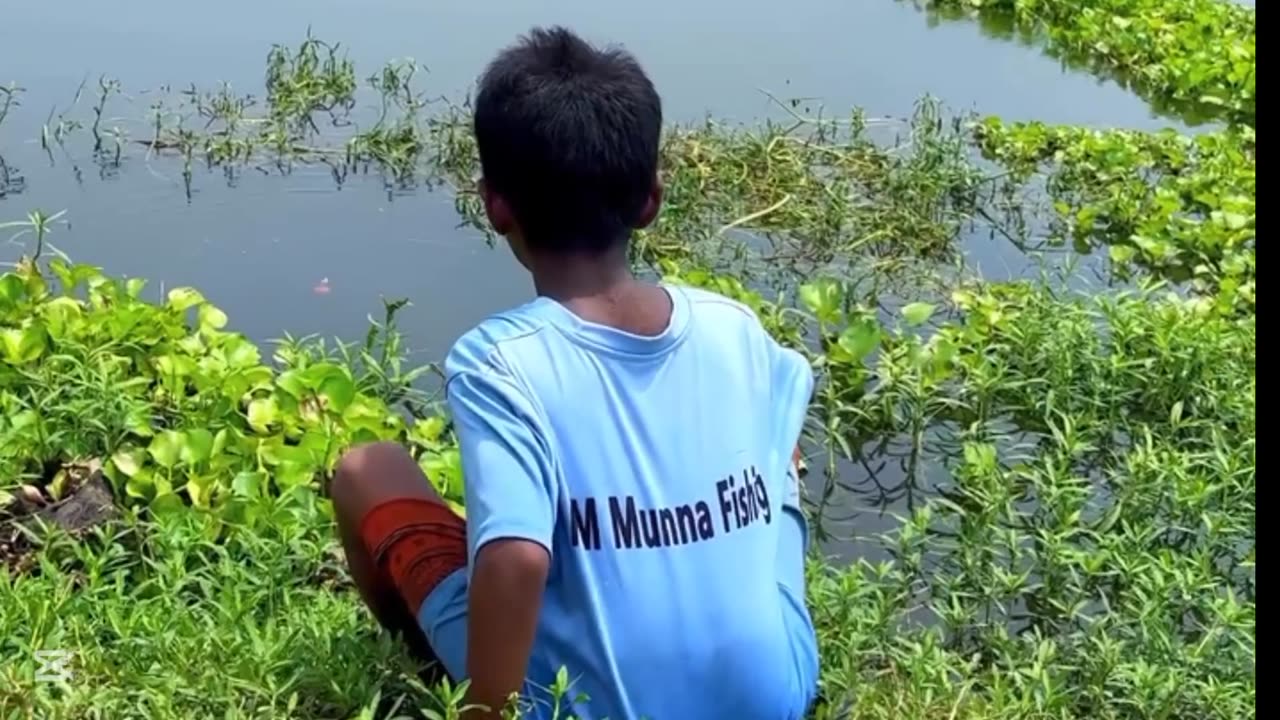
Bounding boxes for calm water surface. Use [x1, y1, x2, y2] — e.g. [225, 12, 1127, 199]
[1, 0, 1192, 555]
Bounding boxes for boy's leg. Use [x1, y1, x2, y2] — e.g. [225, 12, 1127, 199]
[331, 442, 469, 680]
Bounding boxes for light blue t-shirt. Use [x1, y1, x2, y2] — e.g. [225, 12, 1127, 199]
[426, 284, 818, 720]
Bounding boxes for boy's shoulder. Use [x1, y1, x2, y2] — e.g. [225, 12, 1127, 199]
[443, 300, 552, 380]
[442, 284, 776, 379]
[675, 284, 762, 324]
[677, 283, 811, 375]
[674, 284, 776, 346]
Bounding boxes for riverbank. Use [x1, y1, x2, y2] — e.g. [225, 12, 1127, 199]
[0, 256, 1255, 719]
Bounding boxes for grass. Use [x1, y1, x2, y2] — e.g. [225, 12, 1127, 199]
[0, 2, 1257, 718]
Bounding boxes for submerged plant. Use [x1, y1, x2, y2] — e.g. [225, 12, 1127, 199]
[264, 31, 357, 132]
[0, 83, 25, 198]
[0, 209, 69, 266]
[0, 83, 20, 128]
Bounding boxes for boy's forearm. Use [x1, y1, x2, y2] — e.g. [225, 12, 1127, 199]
[464, 539, 550, 718]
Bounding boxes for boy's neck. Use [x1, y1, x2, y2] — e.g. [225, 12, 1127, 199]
[529, 248, 672, 336]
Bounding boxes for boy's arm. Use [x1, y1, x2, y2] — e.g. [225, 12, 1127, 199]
[445, 362, 558, 719]
[769, 335, 814, 481]
[467, 539, 549, 719]
[763, 327, 814, 545]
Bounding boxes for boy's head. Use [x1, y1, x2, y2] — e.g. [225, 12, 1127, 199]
[474, 26, 663, 264]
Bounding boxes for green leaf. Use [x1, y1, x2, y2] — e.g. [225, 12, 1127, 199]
[422, 448, 463, 497]
[150, 491, 186, 515]
[154, 354, 198, 378]
[49, 259, 75, 290]
[22, 271, 47, 301]
[166, 287, 206, 312]
[198, 303, 229, 330]
[245, 366, 275, 390]
[836, 319, 881, 363]
[0, 322, 48, 364]
[1218, 211, 1250, 231]
[177, 334, 205, 356]
[901, 302, 937, 327]
[148, 430, 185, 469]
[125, 467, 156, 500]
[275, 369, 306, 399]
[299, 362, 348, 390]
[231, 470, 267, 499]
[0, 274, 27, 307]
[180, 428, 215, 466]
[124, 405, 155, 437]
[798, 279, 844, 325]
[212, 428, 230, 459]
[318, 374, 356, 413]
[556, 666, 570, 693]
[9, 409, 38, 431]
[223, 337, 262, 368]
[927, 336, 957, 379]
[410, 416, 448, 446]
[275, 461, 316, 489]
[40, 297, 84, 338]
[125, 277, 148, 298]
[110, 447, 148, 478]
[247, 397, 280, 433]
[185, 476, 215, 508]
[1109, 245, 1138, 264]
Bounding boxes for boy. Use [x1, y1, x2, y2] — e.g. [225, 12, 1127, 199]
[331, 26, 818, 720]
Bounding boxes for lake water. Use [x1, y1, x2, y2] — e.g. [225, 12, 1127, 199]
[1, 0, 1192, 554]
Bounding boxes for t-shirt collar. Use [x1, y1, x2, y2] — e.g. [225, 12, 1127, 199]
[528, 283, 691, 358]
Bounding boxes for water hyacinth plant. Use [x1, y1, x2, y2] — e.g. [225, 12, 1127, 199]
[916, 0, 1256, 126]
[0, 259, 463, 525]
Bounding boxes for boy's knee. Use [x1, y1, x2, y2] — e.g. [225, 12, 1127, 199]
[335, 441, 404, 480]
[331, 441, 438, 521]
[332, 442, 406, 509]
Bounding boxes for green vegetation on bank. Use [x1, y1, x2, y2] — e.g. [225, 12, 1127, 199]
[2, 259, 1255, 719]
[1, 0, 1255, 717]
[0, 260, 462, 522]
[920, 0, 1256, 126]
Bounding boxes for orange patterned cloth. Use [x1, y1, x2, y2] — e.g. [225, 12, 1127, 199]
[360, 498, 468, 613]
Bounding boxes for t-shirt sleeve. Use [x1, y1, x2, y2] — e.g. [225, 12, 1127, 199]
[767, 335, 814, 513]
[445, 362, 558, 569]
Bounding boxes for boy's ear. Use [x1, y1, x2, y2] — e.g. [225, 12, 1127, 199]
[479, 178, 515, 236]
[633, 175, 664, 230]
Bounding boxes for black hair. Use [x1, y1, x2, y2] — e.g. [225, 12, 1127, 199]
[474, 26, 662, 255]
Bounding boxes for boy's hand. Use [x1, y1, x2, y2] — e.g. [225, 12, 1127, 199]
[464, 538, 550, 719]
